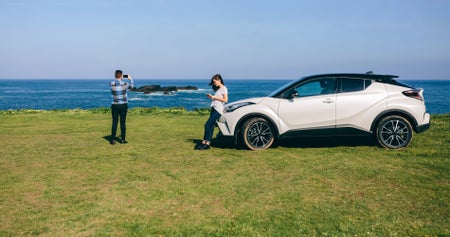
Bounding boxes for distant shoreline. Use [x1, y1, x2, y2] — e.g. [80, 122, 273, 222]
[1, 108, 448, 116]
[0, 107, 211, 115]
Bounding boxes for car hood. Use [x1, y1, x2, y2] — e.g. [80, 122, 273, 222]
[227, 97, 265, 105]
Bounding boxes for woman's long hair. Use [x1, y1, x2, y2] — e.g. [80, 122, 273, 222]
[209, 74, 224, 91]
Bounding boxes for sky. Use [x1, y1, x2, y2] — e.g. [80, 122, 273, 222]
[1, 0, 449, 80]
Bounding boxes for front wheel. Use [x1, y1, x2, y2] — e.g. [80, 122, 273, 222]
[242, 117, 275, 150]
[376, 115, 413, 149]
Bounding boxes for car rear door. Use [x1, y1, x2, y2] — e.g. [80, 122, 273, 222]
[335, 78, 388, 133]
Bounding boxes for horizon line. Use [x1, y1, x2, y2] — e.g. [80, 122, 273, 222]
[1, 78, 449, 81]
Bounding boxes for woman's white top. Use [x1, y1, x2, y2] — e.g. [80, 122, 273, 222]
[210, 86, 228, 114]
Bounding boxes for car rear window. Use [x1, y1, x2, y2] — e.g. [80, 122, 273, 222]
[341, 78, 364, 92]
[339, 78, 373, 93]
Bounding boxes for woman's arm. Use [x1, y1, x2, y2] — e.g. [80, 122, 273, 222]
[219, 93, 228, 103]
[208, 93, 228, 103]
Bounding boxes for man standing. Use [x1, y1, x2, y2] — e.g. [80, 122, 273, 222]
[110, 70, 134, 145]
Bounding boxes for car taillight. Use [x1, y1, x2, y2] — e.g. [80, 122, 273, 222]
[402, 89, 424, 101]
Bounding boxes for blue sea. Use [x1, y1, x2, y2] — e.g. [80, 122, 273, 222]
[0, 79, 449, 114]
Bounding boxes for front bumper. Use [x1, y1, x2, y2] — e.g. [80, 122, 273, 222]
[217, 116, 233, 136]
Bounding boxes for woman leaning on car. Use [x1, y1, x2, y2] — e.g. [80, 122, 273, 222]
[195, 74, 228, 150]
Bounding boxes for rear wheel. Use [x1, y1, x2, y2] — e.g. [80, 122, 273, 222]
[376, 115, 413, 149]
[242, 117, 275, 150]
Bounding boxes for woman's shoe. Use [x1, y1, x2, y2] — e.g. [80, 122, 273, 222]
[194, 144, 202, 150]
[198, 144, 210, 150]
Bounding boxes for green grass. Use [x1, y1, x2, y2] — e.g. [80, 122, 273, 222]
[0, 109, 449, 236]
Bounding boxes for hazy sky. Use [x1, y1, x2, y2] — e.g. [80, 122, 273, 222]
[1, 0, 449, 79]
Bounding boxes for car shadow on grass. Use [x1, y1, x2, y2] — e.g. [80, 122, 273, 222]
[187, 137, 243, 150]
[277, 136, 378, 148]
[192, 135, 379, 150]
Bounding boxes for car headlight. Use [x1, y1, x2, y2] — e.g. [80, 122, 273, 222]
[224, 102, 255, 113]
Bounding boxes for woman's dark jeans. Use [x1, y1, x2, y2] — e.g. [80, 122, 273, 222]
[203, 108, 221, 142]
[111, 103, 128, 140]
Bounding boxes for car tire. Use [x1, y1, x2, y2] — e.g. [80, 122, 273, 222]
[242, 117, 275, 150]
[376, 115, 413, 149]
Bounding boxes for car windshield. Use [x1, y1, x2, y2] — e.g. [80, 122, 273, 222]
[268, 78, 300, 97]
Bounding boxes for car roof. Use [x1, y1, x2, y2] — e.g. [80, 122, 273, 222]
[303, 73, 399, 81]
[302, 73, 414, 88]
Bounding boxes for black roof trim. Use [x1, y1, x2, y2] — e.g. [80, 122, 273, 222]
[302, 73, 412, 88]
[303, 73, 399, 80]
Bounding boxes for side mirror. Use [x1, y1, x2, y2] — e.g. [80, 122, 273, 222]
[287, 90, 299, 99]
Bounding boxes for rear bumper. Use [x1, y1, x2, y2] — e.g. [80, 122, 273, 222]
[416, 123, 430, 133]
[415, 113, 430, 133]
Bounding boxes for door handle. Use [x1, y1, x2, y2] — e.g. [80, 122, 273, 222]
[322, 98, 334, 103]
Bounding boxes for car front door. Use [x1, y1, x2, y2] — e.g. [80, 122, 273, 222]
[277, 78, 336, 135]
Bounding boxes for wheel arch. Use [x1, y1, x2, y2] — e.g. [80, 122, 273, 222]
[370, 110, 419, 133]
[234, 113, 280, 142]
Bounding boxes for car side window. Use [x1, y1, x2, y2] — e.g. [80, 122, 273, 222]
[294, 78, 336, 98]
[340, 78, 365, 93]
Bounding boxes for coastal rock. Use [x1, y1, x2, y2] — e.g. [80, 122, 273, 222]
[131, 85, 198, 94]
[161, 86, 177, 92]
[177, 86, 198, 91]
[131, 85, 161, 94]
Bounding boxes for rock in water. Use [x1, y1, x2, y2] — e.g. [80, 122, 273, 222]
[131, 85, 198, 94]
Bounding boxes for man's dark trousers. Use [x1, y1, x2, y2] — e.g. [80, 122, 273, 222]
[111, 103, 128, 140]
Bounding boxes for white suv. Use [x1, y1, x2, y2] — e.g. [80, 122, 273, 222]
[218, 73, 430, 150]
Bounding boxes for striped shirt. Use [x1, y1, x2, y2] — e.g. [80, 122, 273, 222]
[110, 78, 134, 104]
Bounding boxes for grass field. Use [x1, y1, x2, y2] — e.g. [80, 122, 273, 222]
[0, 108, 449, 236]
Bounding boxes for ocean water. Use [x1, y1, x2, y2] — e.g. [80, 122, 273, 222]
[0, 79, 449, 114]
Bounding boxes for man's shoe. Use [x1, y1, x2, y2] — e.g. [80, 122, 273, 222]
[110, 140, 116, 145]
[120, 139, 128, 144]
